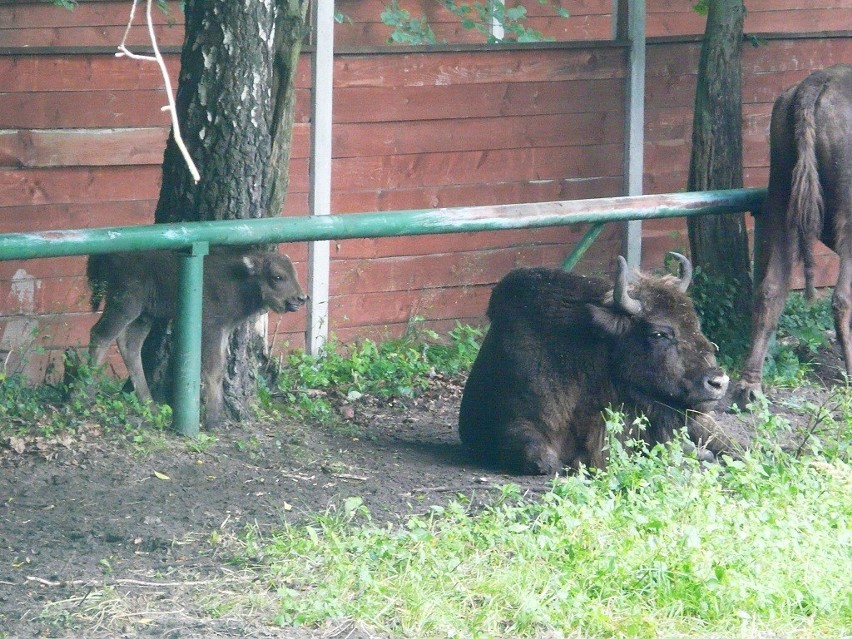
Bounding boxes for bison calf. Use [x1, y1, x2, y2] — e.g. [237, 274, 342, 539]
[87, 248, 306, 428]
[458, 254, 730, 475]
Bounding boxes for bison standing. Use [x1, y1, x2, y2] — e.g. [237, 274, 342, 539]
[88, 248, 306, 428]
[734, 64, 852, 407]
[458, 254, 729, 475]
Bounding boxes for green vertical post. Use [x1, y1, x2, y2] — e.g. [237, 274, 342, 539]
[173, 241, 208, 436]
[562, 223, 606, 271]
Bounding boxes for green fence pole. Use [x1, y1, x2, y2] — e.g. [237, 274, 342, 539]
[173, 242, 208, 436]
[562, 223, 606, 271]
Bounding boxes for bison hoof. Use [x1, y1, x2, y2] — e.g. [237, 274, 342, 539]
[730, 381, 764, 411]
[521, 448, 562, 476]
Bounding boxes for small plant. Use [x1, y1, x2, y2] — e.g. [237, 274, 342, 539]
[381, 1, 438, 44]
[380, 0, 567, 45]
[691, 269, 835, 387]
[273, 321, 482, 423]
[0, 350, 170, 450]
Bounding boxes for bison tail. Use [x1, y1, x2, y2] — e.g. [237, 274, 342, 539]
[790, 76, 829, 301]
[86, 254, 108, 311]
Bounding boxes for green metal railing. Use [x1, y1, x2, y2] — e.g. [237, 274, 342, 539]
[0, 187, 767, 435]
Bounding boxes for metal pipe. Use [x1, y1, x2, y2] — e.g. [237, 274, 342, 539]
[0, 189, 767, 261]
[562, 222, 606, 271]
[173, 241, 208, 436]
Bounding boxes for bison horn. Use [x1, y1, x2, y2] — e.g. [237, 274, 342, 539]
[668, 252, 693, 292]
[614, 256, 643, 316]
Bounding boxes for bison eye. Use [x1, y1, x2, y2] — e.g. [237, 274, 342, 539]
[650, 331, 669, 341]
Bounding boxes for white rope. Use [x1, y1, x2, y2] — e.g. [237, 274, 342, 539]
[116, 0, 201, 183]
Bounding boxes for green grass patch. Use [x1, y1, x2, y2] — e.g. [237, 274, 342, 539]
[691, 271, 835, 387]
[230, 421, 852, 638]
[271, 321, 482, 422]
[0, 350, 171, 449]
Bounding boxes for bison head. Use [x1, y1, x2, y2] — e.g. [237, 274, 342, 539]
[243, 253, 307, 313]
[589, 253, 728, 412]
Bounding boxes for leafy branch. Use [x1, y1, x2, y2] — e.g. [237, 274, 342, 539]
[380, 0, 570, 45]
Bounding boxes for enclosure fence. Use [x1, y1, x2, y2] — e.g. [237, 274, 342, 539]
[0, 188, 766, 435]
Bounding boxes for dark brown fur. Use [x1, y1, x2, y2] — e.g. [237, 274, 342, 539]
[87, 248, 305, 428]
[734, 64, 852, 407]
[458, 259, 729, 475]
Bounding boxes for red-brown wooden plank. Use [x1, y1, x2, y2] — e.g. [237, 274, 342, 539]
[328, 244, 579, 295]
[0, 128, 167, 168]
[334, 47, 625, 89]
[332, 78, 623, 123]
[330, 145, 623, 192]
[0, 165, 162, 207]
[0, 90, 174, 129]
[326, 175, 623, 216]
[329, 222, 598, 260]
[0, 255, 87, 280]
[0, 55, 180, 92]
[0, 25, 185, 48]
[333, 111, 621, 158]
[0, 2, 180, 29]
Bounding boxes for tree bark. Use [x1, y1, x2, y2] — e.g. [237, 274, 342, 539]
[686, 0, 751, 302]
[144, 0, 309, 422]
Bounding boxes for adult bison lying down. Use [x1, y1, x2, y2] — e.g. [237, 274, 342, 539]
[733, 64, 852, 408]
[458, 254, 730, 475]
[88, 248, 306, 428]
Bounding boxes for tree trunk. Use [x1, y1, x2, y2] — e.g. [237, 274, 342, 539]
[144, 0, 309, 423]
[686, 0, 751, 303]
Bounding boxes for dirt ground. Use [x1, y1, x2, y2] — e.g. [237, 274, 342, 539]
[1, 346, 847, 639]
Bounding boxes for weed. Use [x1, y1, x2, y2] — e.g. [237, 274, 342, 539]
[691, 270, 834, 387]
[273, 321, 482, 423]
[186, 432, 218, 454]
[0, 350, 169, 448]
[379, 0, 569, 45]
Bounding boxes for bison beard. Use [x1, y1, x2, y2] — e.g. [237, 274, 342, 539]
[733, 64, 852, 408]
[458, 254, 730, 475]
[87, 248, 306, 429]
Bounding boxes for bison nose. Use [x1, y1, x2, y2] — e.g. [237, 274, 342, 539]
[702, 370, 729, 398]
[285, 295, 307, 312]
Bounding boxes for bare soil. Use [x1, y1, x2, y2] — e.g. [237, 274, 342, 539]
[1, 345, 847, 639]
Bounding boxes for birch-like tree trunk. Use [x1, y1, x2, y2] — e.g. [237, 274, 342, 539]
[144, 0, 310, 422]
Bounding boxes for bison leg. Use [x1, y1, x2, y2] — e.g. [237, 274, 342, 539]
[116, 316, 154, 404]
[200, 328, 230, 429]
[733, 230, 793, 409]
[88, 293, 144, 366]
[503, 421, 562, 475]
[832, 247, 852, 379]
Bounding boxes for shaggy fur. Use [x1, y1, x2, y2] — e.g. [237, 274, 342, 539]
[458, 259, 729, 475]
[88, 248, 305, 428]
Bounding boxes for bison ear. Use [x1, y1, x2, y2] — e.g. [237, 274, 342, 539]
[588, 304, 633, 336]
[242, 256, 257, 275]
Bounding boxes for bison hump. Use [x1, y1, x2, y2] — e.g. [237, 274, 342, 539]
[487, 268, 610, 322]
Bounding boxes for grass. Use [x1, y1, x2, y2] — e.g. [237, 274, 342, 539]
[227, 420, 851, 638]
[268, 321, 482, 423]
[3, 307, 851, 637]
[0, 350, 171, 449]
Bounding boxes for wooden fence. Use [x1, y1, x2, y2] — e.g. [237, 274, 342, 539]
[1, 0, 851, 380]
